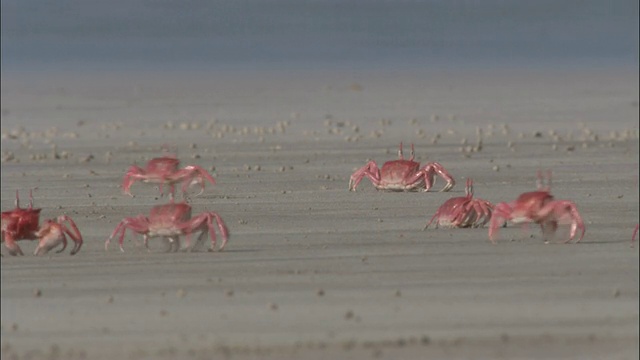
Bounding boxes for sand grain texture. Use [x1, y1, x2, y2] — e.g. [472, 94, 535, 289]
[1, 68, 638, 360]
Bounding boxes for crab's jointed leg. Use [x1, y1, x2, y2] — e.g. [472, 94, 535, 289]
[349, 161, 381, 191]
[106, 215, 150, 252]
[405, 162, 455, 192]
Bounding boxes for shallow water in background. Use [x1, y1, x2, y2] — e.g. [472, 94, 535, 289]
[1, 0, 638, 71]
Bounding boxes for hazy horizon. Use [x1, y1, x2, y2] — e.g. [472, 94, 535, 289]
[2, 0, 638, 72]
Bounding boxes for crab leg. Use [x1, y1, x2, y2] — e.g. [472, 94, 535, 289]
[2, 236, 25, 256]
[431, 163, 456, 192]
[167, 236, 181, 252]
[463, 200, 492, 228]
[211, 213, 230, 251]
[455, 202, 476, 227]
[489, 202, 514, 244]
[143, 234, 152, 252]
[56, 215, 83, 255]
[122, 165, 144, 196]
[465, 178, 474, 197]
[181, 212, 230, 252]
[423, 210, 443, 230]
[475, 200, 494, 227]
[445, 201, 469, 227]
[106, 216, 149, 252]
[536, 200, 585, 243]
[416, 162, 455, 192]
[349, 161, 381, 191]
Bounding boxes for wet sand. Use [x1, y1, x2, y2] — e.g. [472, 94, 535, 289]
[1, 67, 638, 359]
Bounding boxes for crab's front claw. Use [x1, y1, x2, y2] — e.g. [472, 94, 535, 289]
[34, 238, 66, 256]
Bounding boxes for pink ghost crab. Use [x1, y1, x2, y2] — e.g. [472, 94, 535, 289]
[122, 154, 216, 199]
[105, 202, 229, 253]
[349, 142, 455, 192]
[423, 178, 494, 230]
[1, 190, 83, 256]
[489, 171, 585, 244]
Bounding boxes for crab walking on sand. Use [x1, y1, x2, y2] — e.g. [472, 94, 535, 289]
[105, 202, 229, 253]
[349, 142, 455, 192]
[122, 153, 216, 199]
[423, 178, 493, 230]
[488, 170, 585, 245]
[1, 190, 83, 256]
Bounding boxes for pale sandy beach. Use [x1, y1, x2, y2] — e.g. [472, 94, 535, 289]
[1, 67, 639, 360]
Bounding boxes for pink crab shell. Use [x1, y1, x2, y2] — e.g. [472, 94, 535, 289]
[349, 142, 455, 192]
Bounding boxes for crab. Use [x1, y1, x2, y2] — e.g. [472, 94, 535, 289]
[105, 201, 229, 253]
[349, 142, 455, 192]
[1, 190, 83, 256]
[488, 171, 585, 244]
[122, 154, 216, 198]
[423, 178, 493, 230]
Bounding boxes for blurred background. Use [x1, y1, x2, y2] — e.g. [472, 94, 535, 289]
[2, 0, 638, 72]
